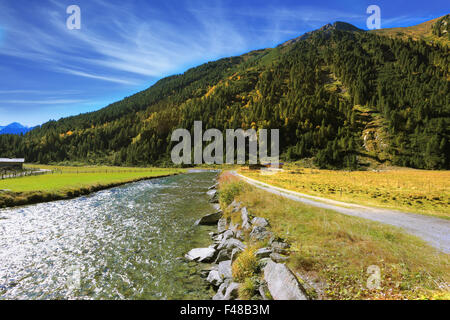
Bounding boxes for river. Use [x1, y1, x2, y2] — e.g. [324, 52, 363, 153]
[0, 171, 218, 299]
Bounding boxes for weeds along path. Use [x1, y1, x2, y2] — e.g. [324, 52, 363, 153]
[231, 171, 450, 253]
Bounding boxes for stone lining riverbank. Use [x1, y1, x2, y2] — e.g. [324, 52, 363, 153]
[185, 178, 310, 300]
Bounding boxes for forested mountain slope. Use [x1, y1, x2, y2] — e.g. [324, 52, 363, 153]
[1, 17, 448, 169]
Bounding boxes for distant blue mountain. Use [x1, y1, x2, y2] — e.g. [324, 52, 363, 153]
[0, 122, 34, 135]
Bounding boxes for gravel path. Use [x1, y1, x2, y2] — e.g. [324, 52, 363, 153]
[232, 172, 450, 253]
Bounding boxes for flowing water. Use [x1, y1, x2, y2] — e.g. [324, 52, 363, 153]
[0, 171, 218, 300]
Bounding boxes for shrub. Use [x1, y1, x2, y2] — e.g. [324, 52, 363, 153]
[238, 277, 258, 300]
[219, 181, 245, 206]
[232, 246, 258, 282]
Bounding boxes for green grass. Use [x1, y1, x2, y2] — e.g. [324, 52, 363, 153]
[0, 165, 184, 208]
[219, 173, 450, 300]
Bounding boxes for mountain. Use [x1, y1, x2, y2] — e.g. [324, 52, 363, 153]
[0, 122, 33, 135]
[0, 17, 448, 169]
[279, 21, 363, 46]
[371, 14, 450, 46]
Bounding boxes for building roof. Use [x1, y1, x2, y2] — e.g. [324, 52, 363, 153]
[0, 158, 25, 163]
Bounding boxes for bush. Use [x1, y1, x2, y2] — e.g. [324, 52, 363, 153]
[232, 246, 258, 282]
[238, 277, 258, 300]
[219, 181, 245, 206]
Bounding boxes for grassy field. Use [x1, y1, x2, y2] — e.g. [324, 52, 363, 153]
[0, 165, 184, 207]
[240, 166, 450, 219]
[219, 173, 450, 300]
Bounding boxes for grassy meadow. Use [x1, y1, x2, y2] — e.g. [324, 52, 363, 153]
[219, 173, 450, 300]
[240, 166, 450, 219]
[0, 164, 184, 208]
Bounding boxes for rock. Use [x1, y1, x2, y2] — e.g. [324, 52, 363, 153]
[206, 270, 223, 287]
[207, 189, 217, 198]
[212, 203, 221, 211]
[215, 249, 231, 263]
[223, 282, 240, 300]
[227, 200, 242, 213]
[250, 226, 273, 241]
[231, 247, 243, 262]
[235, 229, 244, 241]
[209, 195, 219, 204]
[212, 279, 232, 300]
[185, 246, 217, 263]
[222, 230, 234, 241]
[270, 252, 289, 263]
[255, 247, 273, 258]
[208, 183, 218, 190]
[218, 260, 233, 279]
[263, 261, 308, 300]
[258, 258, 272, 268]
[195, 211, 222, 226]
[271, 241, 290, 254]
[259, 284, 270, 300]
[241, 207, 252, 230]
[251, 217, 269, 228]
[218, 238, 247, 251]
[229, 222, 240, 233]
[217, 218, 227, 233]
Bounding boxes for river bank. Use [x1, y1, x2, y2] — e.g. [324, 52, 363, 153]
[186, 177, 312, 300]
[0, 168, 183, 208]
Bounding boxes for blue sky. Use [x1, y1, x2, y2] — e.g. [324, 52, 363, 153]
[0, 0, 448, 126]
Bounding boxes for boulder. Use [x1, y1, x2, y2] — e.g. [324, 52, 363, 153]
[214, 249, 231, 263]
[208, 183, 219, 190]
[218, 260, 233, 279]
[255, 247, 273, 259]
[271, 241, 290, 254]
[251, 217, 269, 228]
[207, 189, 217, 198]
[212, 203, 221, 211]
[195, 211, 222, 226]
[263, 261, 308, 300]
[227, 200, 242, 213]
[235, 229, 244, 241]
[218, 238, 247, 251]
[223, 282, 240, 300]
[241, 207, 252, 230]
[217, 218, 227, 233]
[185, 246, 217, 263]
[250, 226, 273, 242]
[212, 280, 231, 300]
[270, 252, 289, 263]
[206, 270, 223, 287]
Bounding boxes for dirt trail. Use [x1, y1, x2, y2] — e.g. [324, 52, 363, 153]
[232, 171, 450, 253]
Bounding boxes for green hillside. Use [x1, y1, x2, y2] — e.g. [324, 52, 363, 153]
[1, 18, 449, 169]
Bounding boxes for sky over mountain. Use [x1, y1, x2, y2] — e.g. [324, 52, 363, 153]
[0, 0, 447, 126]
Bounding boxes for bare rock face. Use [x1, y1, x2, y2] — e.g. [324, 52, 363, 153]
[195, 211, 222, 226]
[251, 217, 269, 228]
[263, 261, 308, 300]
[185, 246, 217, 263]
